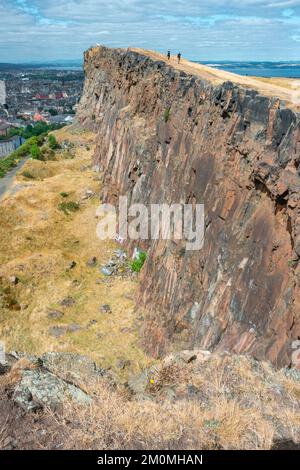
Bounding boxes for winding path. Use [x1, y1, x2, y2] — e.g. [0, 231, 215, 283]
[0, 157, 29, 200]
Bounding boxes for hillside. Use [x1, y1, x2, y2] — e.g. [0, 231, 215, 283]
[0, 46, 300, 450]
[0, 126, 150, 378]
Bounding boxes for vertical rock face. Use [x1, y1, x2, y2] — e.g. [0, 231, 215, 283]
[77, 46, 300, 366]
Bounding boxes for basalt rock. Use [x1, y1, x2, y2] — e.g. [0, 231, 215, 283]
[77, 46, 300, 366]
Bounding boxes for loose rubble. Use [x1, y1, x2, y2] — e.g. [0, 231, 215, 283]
[100, 250, 133, 278]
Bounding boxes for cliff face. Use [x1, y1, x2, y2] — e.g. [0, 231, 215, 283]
[77, 46, 300, 366]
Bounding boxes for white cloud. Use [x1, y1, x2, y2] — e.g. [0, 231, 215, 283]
[0, 0, 299, 61]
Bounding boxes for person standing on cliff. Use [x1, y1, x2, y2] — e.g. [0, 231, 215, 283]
[167, 50, 170, 60]
[177, 52, 181, 64]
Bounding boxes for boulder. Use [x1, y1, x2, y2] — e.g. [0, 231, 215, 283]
[1, 352, 109, 412]
[13, 368, 91, 411]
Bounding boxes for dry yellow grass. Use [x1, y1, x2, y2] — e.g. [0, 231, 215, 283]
[49, 374, 275, 450]
[128, 47, 300, 110]
[0, 126, 151, 379]
[1, 351, 299, 450]
[20, 351, 297, 450]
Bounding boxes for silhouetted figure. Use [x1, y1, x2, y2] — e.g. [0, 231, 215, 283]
[177, 52, 181, 64]
[167, 50, 170, 60]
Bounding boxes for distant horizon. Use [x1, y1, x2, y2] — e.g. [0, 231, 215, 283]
[2, 58, 300, 66]
[2, 56, 300, 79]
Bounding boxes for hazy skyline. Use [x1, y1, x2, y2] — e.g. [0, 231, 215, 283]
[1, 0, 300, 62]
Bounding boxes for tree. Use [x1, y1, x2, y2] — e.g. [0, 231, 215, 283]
[23, 124, 34, 139]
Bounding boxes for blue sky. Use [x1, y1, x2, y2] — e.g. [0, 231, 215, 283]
[1, 0, 300, 62]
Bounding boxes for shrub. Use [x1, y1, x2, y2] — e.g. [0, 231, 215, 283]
[163, 108, 171, 123]
[40, 146, 56, 161]
[60, 192, 69, 198]
[48, 134, 58, 150]
[130, 251, 147, 273]
[0, 133, 50, 178]
[22, 171, 35, 179]
[0, 150, 24, 177]
[58, 201, 80, 215]
[30, 144, 42, 160]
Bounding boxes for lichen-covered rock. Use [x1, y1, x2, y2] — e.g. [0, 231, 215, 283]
[40, 351, 107, 382]
[13, 368, 91, 411]
[77, 46, 300, 366]
[2, 352, 109, 412]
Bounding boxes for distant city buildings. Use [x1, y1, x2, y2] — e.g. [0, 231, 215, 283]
[0, 67, 83, 124]
[0, 120, 17, 136]
[48, 114, 75, 124]
[0, 67, 83, 158]
[0, 80, 6, 105]
[33, 112, 46, 122]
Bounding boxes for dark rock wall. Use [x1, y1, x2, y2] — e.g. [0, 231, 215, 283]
[77, 46, 300, 366]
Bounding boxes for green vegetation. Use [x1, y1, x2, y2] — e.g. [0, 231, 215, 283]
[130, 251, 147, 273]
[60, 191, 70, 198]
[0, 123, 64, 178]
[0, 156, 18, 178]
[30, 143, 42, 159]
[178, 247, 186, 257]
[48, 134, 58, 150]
[0, 122, 65, 142]
[163, 107, 171, 123]
[58, 201, 80, 215]
[0, 136, 42, 178]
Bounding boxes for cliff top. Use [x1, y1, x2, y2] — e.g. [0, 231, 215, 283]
[130, 48, 300, 110]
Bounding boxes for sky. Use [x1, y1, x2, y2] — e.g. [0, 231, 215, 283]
[1, 0, 300, 62]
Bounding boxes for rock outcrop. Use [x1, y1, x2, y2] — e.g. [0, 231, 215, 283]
[77, 46, 300, 366]
[0, 352, 107, 412]
[1, 349, 300, 449]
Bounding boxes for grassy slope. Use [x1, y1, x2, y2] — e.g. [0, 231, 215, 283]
[0, 126, 151, 379]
